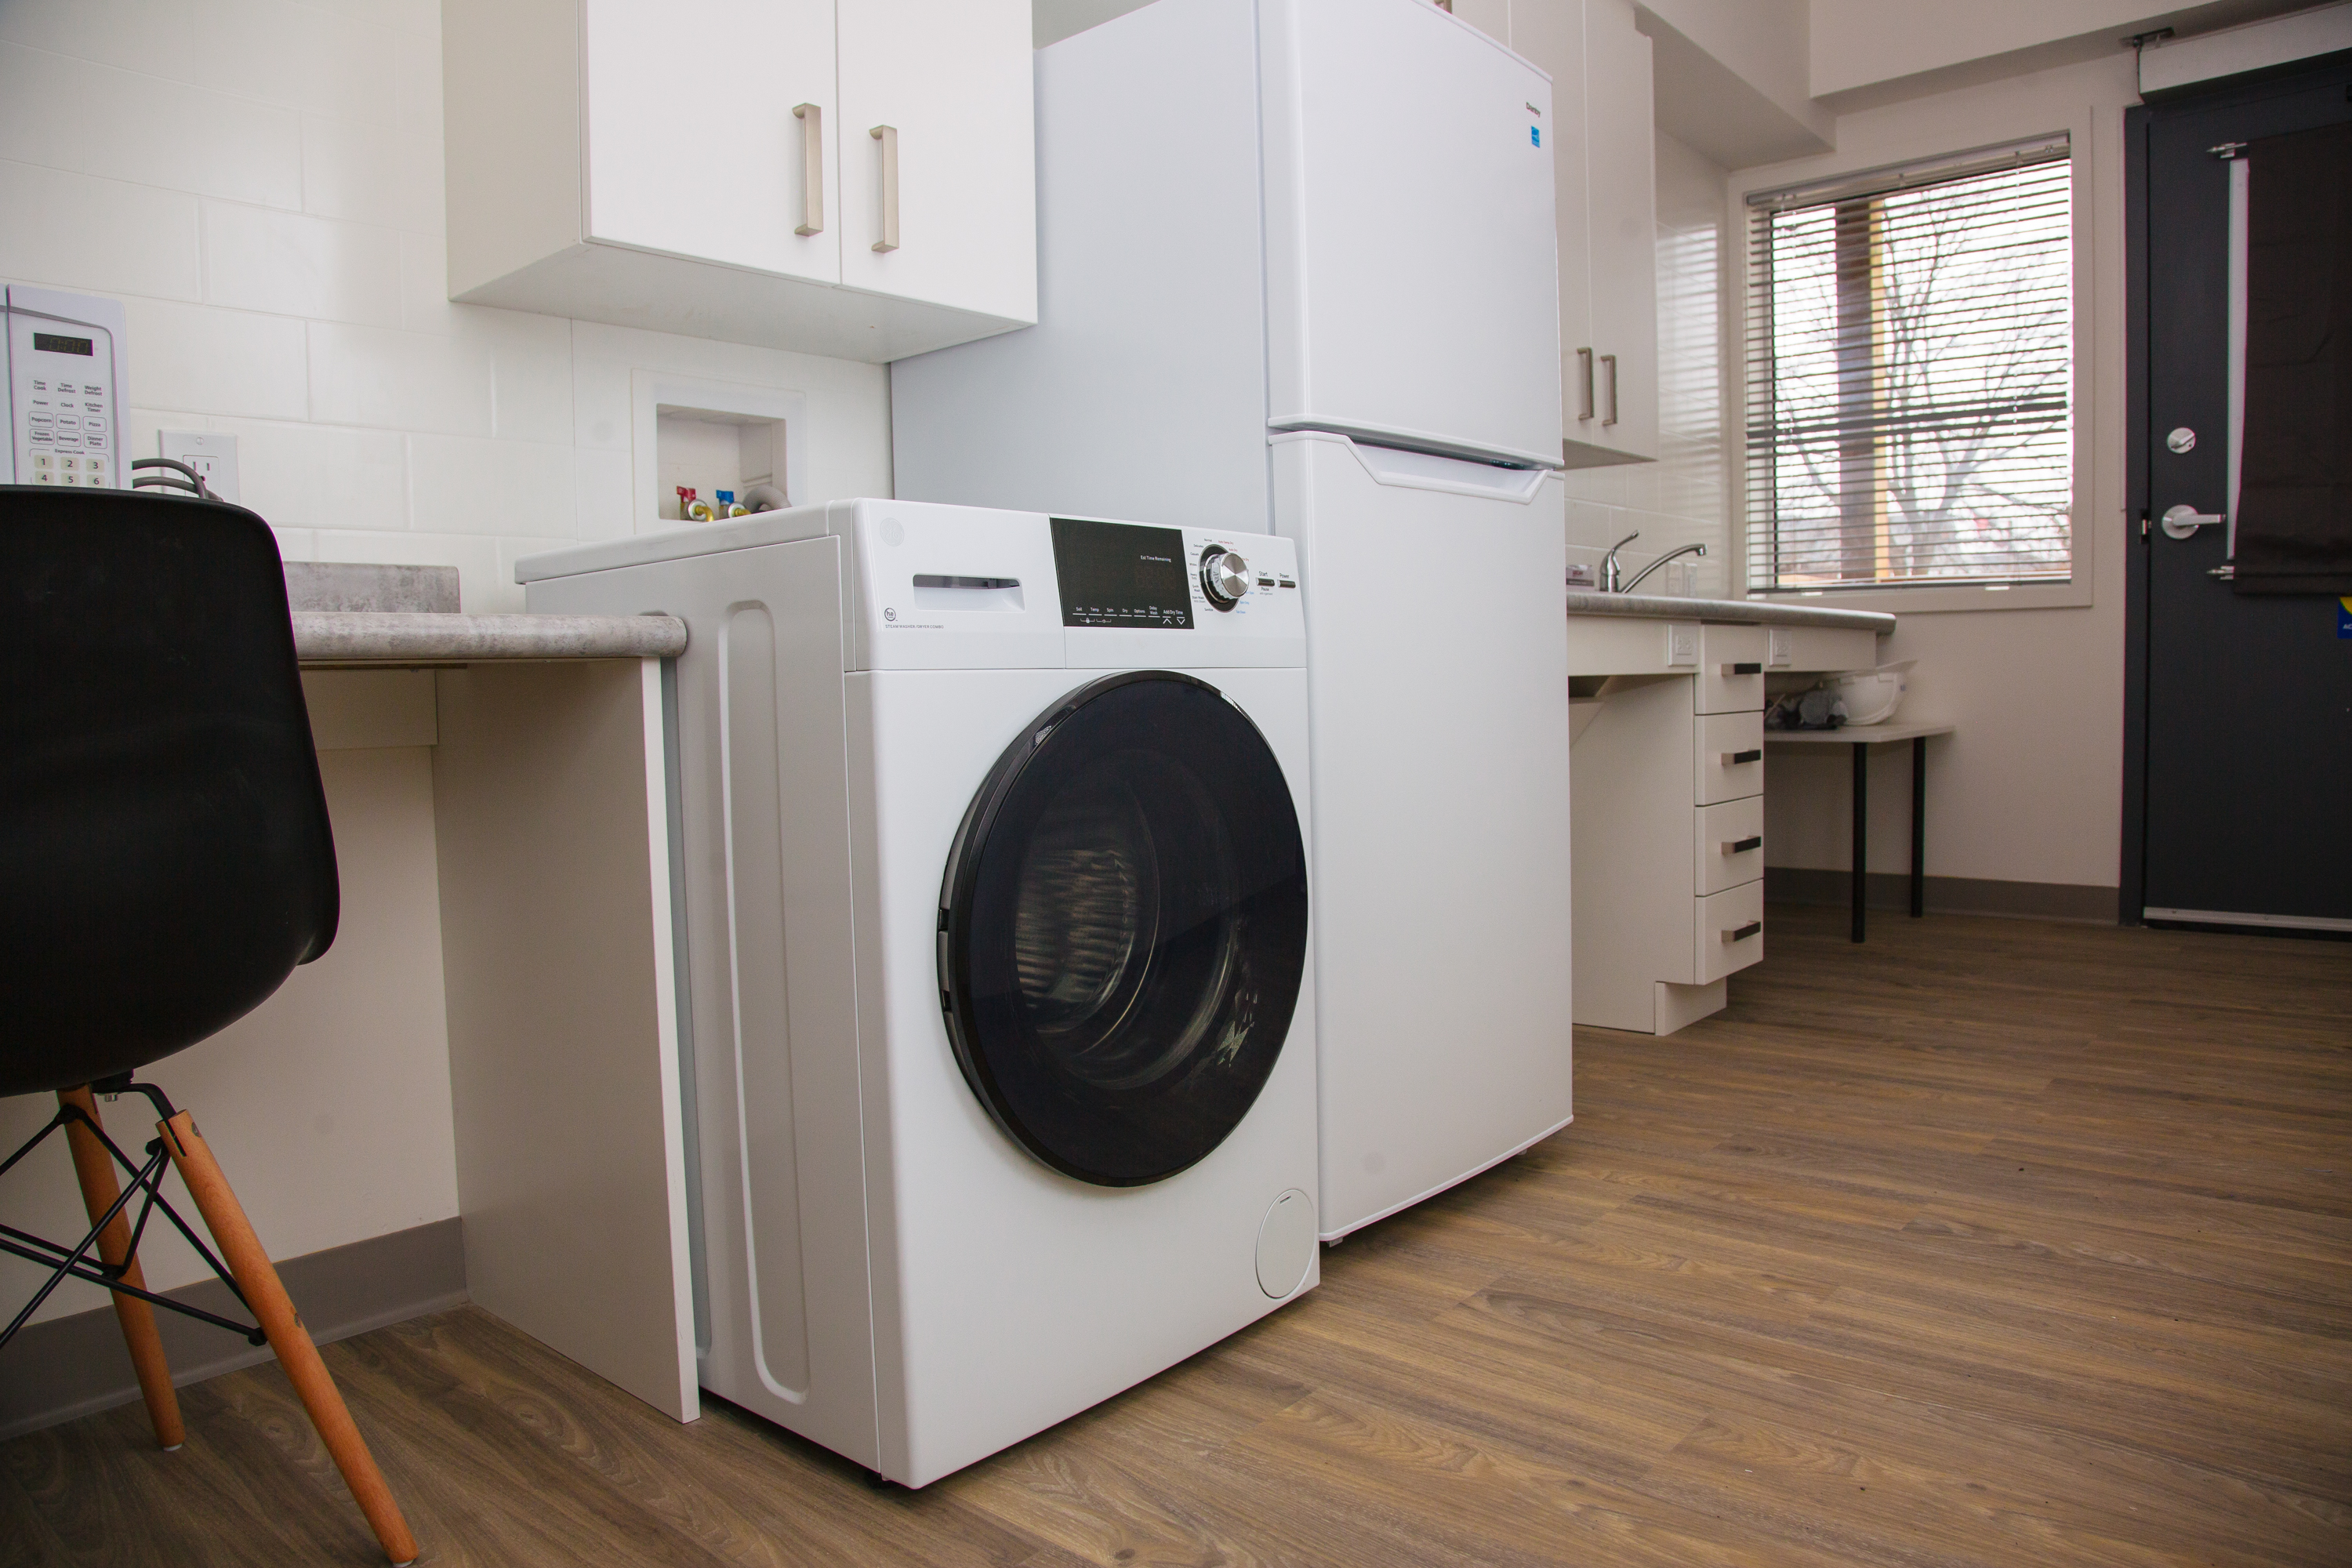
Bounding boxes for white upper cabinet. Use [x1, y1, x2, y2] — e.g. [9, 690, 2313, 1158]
[837, 0, 1036, 322]
[1574, 0, 1658, 464]
[583, 0, 840, 286]
[443, 0, 1035, 364]
[1489, 0, 1659, 466]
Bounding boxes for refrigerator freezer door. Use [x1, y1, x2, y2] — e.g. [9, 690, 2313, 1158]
[1270, 433, 1573, 1237]
[1261, 0, 1563, 470]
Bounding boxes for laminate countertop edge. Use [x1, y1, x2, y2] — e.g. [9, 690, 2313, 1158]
[1565, 594, 1895, 633]
[293, 611, 688, 666]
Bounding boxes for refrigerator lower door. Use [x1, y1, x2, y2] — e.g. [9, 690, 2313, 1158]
[1272, 432, 1573, 1237]
[1261, 0, 1563, 469]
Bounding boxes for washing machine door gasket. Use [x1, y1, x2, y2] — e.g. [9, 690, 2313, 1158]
[938, 671, 1309, 1187]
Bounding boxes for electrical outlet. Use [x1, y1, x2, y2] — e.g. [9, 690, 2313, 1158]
[157, 430, 240, 503]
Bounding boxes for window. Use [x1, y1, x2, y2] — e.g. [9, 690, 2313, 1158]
[1744, 138, 2074, 593]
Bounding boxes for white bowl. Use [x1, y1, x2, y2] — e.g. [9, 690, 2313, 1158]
[1826, 661, 1912, 726]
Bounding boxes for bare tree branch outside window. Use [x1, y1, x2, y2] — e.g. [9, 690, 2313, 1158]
[1746, 152, 2074, 591]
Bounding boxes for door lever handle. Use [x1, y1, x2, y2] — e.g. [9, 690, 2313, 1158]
[2161, 503, 2222, 539]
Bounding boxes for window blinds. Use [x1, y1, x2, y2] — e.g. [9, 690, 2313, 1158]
[1744, 140, 2074, 593]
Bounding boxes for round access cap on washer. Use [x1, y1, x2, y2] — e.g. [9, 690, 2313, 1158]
[1255, 1189, 1317, 1298]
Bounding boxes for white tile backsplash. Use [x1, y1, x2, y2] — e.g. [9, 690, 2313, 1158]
[204, 201, 405, 328]
[300, 114, 443, 234]
[405, 433, 576, 538]
[122, 296, 310, 419]
[0, 42, 303, 209]
[184, 0, 401, 129]
[0, 158, 202, 301]
[306, 320, 495, 435]
[4, 0, 891, 614]
[209, 415, 409, 534]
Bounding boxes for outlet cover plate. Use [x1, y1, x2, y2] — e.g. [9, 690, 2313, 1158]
[158, 429, 240, 503]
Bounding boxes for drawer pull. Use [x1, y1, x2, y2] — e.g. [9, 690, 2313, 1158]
[1722, 835, 1762, 855]
[1722, 920, 1762, 943]
[1722, 662, 1762, 675]
[1722, 748, 1762, 766]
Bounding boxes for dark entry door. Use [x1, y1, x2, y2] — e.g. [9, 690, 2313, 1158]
[2133, 60, 2352, 933]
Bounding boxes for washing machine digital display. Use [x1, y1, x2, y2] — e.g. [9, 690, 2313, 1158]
[938, 671, 1308, 1186]
[1048, 517, 1195, 630]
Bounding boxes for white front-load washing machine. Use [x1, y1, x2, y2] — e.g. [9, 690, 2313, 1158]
[517, 500, 1319, 1486]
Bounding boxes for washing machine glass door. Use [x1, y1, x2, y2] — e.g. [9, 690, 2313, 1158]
[939, 671, 1309, 1186]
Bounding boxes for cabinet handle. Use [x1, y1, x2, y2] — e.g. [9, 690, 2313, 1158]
[1721, 748, 1762, 766]
[1575, 347, 1595, 421]
[1600, 352, 1619, 426]
[1722, 662, 1762, 676]
[870, 125, 899, 252]
[1722, 920, 1762, 943]
[1722, 835, 1762, 855]
[793, 103, 824, 236]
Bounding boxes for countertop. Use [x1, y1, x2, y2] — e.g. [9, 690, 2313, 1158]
[293, 612, 688, 666]
[1564, 592, 1895, 633]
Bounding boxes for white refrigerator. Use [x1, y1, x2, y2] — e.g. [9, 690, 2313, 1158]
[891, 0, 1573, 1240]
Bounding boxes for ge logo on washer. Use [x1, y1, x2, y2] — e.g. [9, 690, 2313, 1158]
[884, 607, 896, 621]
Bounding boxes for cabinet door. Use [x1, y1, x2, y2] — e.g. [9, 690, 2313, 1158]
[1507, 0, 1592, 454]
[583, 0, 840, 285]
[1577, 0, 1658, 459]
[837, 0, 1036, 323]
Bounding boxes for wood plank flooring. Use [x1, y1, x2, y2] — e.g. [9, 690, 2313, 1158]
[5, 906, 2347, 1566]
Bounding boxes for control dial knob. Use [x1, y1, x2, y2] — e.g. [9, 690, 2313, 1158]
[1200, 546, 1250, 610]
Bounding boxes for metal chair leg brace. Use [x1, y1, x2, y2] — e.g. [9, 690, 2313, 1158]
[0, 1081, 267, 1352]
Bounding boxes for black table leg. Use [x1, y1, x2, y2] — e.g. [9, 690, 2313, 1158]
[1910, 735, 1926, 919]
[1850, 740, 1867, 943]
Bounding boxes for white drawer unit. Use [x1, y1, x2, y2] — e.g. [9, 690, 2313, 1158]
[4, 287, 126, 491]
[1695, 796, 1764, 897]
[1696, 625, 1766, 715]
[1695, 710, 1765, 806]
[1695, 882, 1765, 985]
[1566, 603, 1892, 1036]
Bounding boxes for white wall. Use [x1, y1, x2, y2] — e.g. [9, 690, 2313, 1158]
[0, 0, 893, 1324]
[1744, 53, 2139, 891]
[1563, 131, 1732, 596]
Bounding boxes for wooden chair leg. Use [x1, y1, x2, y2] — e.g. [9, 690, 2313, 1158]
[157, 1110, 419, 1567]
[56, 1086, 185, 1451]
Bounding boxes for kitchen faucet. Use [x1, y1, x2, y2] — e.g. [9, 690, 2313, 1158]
[1601, 529, 1707, 593]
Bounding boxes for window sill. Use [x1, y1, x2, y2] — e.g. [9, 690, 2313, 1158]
[1745, 577, 2091, 615]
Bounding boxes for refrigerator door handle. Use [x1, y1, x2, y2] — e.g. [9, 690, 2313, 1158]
[1575, 347, 1595, 422]
[1601, 354, 1619, 427]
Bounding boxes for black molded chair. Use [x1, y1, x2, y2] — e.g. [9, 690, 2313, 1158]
[1, 486, 417, 1565]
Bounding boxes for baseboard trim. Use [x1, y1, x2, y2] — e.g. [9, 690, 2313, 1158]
[1764, 868, 2118, 924]
[0, 1216, 466, 1442]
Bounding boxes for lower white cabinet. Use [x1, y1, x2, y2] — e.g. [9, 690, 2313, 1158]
[442, 0, 1036, 364]
[1570, 648, 1766, 1035]
[1696, 796, 1764, 896]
